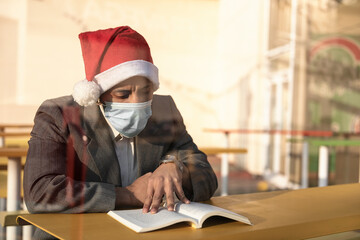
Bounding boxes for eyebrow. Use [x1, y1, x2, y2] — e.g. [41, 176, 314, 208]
[113, 87, 130, 91]
[112, 83, 151, 92]
[112, 89, 131, 95]
[140, 84, 151, 89]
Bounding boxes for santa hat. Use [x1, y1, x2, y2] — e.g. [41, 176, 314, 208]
[73, 26, 159, 106]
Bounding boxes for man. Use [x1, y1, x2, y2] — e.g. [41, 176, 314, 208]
[24, 26, 217, 217]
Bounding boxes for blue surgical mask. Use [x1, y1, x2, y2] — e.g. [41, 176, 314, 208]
[103, 100, 152, 138]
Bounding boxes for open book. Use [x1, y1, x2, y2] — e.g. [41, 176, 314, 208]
[107, 202, 252, 233]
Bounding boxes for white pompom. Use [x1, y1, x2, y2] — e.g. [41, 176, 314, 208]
[72, 79, 101, 107]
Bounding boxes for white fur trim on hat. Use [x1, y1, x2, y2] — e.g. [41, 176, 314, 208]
[72, 79, 101, 107]
[94, 60, 159, 93]
[72, 60, 159, 107]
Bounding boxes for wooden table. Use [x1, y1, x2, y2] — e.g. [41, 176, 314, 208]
[15, 183, 360, 240]
[0, 124, 32, 147]
[200, 147, 247, 196]
[0, 148, 28, 210]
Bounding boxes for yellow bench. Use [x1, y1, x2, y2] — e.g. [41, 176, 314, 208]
[200, 147, 247, 155]
[0, 124, 32, 147]
[0, 148, 27, 206]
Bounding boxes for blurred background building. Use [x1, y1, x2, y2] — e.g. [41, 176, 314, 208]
[1, 0, 360, 191]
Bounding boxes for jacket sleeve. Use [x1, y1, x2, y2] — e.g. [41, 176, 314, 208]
[166, 97, 218, 201]
[24, 99, 116, 213]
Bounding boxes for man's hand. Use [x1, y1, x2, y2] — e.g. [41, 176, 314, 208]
[115, 172, 152, 208]
[142, 163, 190, 214]
[115, 162, 192, 213]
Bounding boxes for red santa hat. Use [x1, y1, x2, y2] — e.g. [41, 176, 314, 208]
[73, 26, 159, 106]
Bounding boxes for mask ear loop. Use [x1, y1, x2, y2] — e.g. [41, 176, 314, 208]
[96, 99, 104, 106]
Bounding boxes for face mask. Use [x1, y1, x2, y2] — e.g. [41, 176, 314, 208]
[103, 100, 152, 138]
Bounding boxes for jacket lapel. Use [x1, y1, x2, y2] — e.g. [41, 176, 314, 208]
[83, 104, 121, 186]
[135, 134, 163, 176]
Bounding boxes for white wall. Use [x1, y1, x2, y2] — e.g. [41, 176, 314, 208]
[215, 0, 268, 173]
[0, 0, 220, 145]
[0, 0, 31, 123]
[1, 0, 273, 174]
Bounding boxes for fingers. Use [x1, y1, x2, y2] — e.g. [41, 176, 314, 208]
[142, 187, 153, 213]
[142, 166, 190, 214]
[150, 188, 164, 214]
[174, 178, 190, 204]
[142, 177, 165, 214]
[164, 181, 175, 211]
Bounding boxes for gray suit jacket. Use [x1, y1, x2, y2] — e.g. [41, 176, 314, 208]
[24, 94, 217, 213]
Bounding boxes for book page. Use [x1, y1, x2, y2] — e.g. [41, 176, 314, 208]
[108, 207, 197, 233]
[177, 202, 237, 220]
[176, 202, 252, 227]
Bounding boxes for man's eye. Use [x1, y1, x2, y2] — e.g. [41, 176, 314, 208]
[113, 90, 130, 99]
[118, 94, 129, 99]
[142, 89, 150, 95]
[141, 87, 151, 94]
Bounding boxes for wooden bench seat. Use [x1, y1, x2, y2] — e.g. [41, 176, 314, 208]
[200, 147, 247, 155]
[0, 148, 27, 198]
[0, 147, 28, 158]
